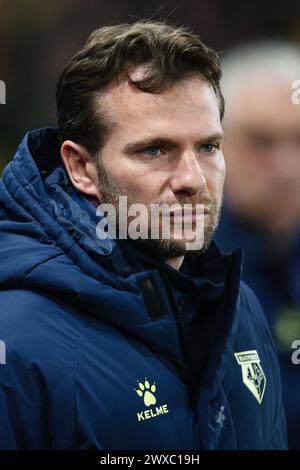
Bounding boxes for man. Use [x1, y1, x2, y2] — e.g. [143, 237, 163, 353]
[214, 42, 300, 449]
[0, 21, 287, 449]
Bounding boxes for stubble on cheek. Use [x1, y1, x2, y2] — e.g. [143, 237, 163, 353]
[96, 156, 224, 255]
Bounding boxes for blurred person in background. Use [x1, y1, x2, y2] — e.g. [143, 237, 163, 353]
[215, 42, 300, 449]
[0, 21, 287, 449]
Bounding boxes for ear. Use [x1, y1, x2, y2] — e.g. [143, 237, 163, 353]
[60, 140, 100, 203]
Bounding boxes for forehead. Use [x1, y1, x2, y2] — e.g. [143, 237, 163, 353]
[99, 75, 222, 138]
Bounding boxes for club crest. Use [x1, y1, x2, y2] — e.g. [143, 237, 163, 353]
[234, 350, 266, 404]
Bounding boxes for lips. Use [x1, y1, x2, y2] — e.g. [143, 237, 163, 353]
[160, 207, 210, 226]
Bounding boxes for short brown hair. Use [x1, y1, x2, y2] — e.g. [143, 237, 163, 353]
[56, 20, 224, 156]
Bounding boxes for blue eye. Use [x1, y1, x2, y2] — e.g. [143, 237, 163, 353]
[200, 143, 216, 153]
[144, 146, 161, 157]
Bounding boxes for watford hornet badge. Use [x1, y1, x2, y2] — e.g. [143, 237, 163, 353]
[234, 350, 266, 404]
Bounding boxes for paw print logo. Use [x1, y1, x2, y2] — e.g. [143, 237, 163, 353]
[135, 379, 157, 407]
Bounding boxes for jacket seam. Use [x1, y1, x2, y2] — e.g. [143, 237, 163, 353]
[71, 323, 93, 449]
[21, 252, 72, 282]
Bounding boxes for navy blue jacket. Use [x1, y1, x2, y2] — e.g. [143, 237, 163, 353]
[0, 128, 287, 449]
[215, 205, 300, 449]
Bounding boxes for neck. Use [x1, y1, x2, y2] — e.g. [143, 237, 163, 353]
[165, 256, 185, 270]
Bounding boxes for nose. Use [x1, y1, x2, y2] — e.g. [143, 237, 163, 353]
[170, 151, 206, 197]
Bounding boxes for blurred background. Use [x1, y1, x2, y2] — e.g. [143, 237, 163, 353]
[1, 0, 300, 170]
[1, 0, 300, 449]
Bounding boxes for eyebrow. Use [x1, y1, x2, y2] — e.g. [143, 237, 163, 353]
[123, 132, 224, 154]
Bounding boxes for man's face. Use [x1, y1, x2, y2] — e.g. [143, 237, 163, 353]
[95, 71, 225, 260]
[223, 77, 300, 234]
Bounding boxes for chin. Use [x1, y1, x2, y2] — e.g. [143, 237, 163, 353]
[133, 236, 211, 259]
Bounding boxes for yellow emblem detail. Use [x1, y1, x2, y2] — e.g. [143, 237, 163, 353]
[135, 379, 156, 407]
[234, 350, 266, 404]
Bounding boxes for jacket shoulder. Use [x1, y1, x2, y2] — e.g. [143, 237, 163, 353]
[0, 287, 90, 355]
[238, 281, 270, 328]
[0, 288, 90, 448]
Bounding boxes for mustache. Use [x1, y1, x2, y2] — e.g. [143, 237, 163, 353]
[156, 198, 213, 210]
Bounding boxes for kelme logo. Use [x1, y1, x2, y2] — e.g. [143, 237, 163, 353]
[134, 378, 169, 422]
[235, 350, 266, 404]
[135, 379, 157, 406]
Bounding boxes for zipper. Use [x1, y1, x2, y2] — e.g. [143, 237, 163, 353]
[159, 269, 199, 404]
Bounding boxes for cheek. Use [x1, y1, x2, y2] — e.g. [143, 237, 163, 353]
[206, 154, 226, 194]
[219, 154, 226, 184]
[112, 166, 162, 203]
[129, 181, 157, 201]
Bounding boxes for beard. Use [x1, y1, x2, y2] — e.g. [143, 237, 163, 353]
[96, 158, 223, 260]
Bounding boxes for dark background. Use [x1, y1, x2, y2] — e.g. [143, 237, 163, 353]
[0, 0, 300, 171]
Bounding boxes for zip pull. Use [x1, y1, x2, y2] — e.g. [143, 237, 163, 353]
[138, 276, 165, 321]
